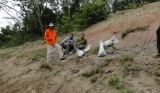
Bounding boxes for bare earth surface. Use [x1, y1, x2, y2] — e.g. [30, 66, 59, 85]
[0, 2, 160, 93]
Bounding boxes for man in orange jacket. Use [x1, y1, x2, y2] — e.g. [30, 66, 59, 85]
[44, 23, 65, 63]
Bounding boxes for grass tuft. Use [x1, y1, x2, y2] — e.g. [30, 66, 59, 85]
[40, 63, 51, 70]
[121, 25, 149, 38]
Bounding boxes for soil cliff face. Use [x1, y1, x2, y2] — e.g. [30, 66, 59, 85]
[0, 2, 160, 93]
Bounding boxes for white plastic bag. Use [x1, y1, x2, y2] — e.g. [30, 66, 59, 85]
[76, 49, 84, 57]
[98, 41, 107, 57]
[104, 39, 113, 47]
[111, 35, 119, 44]
[104, 35, 119, 47]
[84, 44, 91, 52]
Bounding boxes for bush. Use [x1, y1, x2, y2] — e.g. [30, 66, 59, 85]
[72, 1, 107, 30]
[129, 2, 137, 9]
[108, 76, 120, 86]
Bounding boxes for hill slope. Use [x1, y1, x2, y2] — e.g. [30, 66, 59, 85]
[0, 2, 160, 93]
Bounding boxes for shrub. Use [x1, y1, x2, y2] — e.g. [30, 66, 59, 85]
[129, 2, 137, 9]
[108, 76, 120, 86]
[72, 1, 107, 30]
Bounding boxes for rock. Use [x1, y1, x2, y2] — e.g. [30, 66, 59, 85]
[72, 69, 80, 73]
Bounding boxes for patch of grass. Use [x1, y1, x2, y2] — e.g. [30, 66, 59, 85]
[82, 67, 103, 77]
[118, 89, 134, 93]
[40, 63, 51, 70]
[123, 61, 132, 68]
[75, 57, 80, 63]
[121, 25, 149, 38]
[153, 66, 160, 76]
[0, 51, 12, 59]
[91, 46, 99, 54]
[90, 76, 98, 83]
[118, 55, 134, 63]
[53, 70, 61, 76]
[108, 76, 120, 86]
[108, 76, 134, 93]
[100, 58, 114, 67]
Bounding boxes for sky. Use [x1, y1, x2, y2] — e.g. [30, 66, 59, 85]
[0, 0, 20, 31]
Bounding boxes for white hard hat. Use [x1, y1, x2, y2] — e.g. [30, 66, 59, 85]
[49, 23, 54, 26]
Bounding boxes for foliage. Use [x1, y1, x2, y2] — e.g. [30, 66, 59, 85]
[112, 0, 128, 12]
[56, 16, 73, 35]
[72, 1, 107, 30]
[108, 76, 120, 86]
[129, 2, 137, 9]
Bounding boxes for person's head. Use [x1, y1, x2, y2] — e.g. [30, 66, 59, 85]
[70, 33, 74, 39]
[48, 23, 54, 30]
[81, 33, 85, 38]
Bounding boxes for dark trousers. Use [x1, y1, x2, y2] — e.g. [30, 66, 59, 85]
[156, 26, 160, 53]
[62, 43, 74, 55]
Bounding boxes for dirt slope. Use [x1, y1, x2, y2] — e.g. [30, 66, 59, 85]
[85, 2, 160, 48]
[0, 2, 160, 93]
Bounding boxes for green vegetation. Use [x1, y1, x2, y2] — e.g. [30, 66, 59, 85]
[153, 66, 160, 76]
[54, 70, 61, 76]
[121, 26, 149, 38]
[100, 58, 114, 67]
[90, 76, 98, 83]
[0, 51, 13, 60]
[118, 55, 134, 63]
[91, 46, 99, 54]
[82, 67, 103, 77]
[40, 63, 51, 70]
[108, 76, 134, 93]
[17, 48, 46, 65]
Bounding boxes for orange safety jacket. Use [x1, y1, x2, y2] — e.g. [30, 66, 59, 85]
[44, 29, 58, 45]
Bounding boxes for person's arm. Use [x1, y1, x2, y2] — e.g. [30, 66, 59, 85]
[44, 30, 51, 40]
[61, 37, 68, 44]
[75, 38, 79, 46]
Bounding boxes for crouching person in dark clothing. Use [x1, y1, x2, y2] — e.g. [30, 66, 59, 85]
[75, 33, 87, 50]
[60, 33, 77, 57]
[154, 26, 160, 58]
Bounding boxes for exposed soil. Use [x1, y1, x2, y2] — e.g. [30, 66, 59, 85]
[0, 2, 160, 93]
